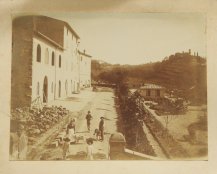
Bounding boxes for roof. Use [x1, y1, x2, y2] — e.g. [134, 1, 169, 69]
[140, 84, 165, 90]
[14, 15, 80, 39]
[129, 89, 137, 94]
[37, 15, 80, 39]
[78, 50, 92, 58]
[63, 22, 80, 39]
[109, 132, 126, 143]
[34, 31, 64, 50]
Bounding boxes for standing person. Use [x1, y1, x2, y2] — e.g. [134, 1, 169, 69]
[62, 137, 70, 160]
[86, 138, 94, 160]
[17, 124, 28, 160]
[10, 132, 19, 160]
[67, 119, 76, 134]
[99, 117, 105, 141]
[66, 119, 76, 143]
[86, 111, 92, 132]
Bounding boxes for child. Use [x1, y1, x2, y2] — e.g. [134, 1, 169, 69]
[93, 129, 101, 140]
[99, 117, 105, 141]
[67, 119, 76, 134]
[62, 137, 70, 160]
[66, 119, 77, 144]
[86, 138, 94, 160]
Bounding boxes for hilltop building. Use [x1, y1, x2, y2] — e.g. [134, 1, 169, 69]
[11, 15, 91, 109]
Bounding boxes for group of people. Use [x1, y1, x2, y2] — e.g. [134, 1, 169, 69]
[86, 111, 105, 141]
[62, 110, 105, 160]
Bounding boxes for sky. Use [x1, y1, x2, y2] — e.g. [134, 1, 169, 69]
[43, 12, 206, 65]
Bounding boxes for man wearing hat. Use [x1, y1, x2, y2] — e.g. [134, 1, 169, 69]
[99, 117, 105, 141]
[86, 111, 92, 131]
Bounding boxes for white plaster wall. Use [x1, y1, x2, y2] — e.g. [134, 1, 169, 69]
[32, 37, 63, 103]
[62, 26, 80, 94]
[32, 27, 88, 103]
[79, 54, 91, 87]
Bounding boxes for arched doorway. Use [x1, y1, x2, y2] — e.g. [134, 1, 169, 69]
[58, 80, 61, 98]
[43, 76, 48, 103]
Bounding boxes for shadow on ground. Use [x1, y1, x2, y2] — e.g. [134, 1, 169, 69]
[96, 108, 111, 112]
[65, 97, 81, 102]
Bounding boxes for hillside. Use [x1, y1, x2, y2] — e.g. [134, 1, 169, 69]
[91, 52, 207, 104]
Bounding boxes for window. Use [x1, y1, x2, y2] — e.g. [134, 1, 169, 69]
[45, 48, 49, 64]
[36, 44, 41, 62]
[37, 82, 40, 95]
[146, 89, 151, 97]
[71, 80, 72, 93]
[51, 82, 53, 93]
[65, 80, 68, 95]
[52, 52, 55, 66]
[59, 55, 61, 68]
[58, 81, 61, 97]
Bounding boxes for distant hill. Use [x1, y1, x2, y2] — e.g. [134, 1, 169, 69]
[91, 52, 207, 104]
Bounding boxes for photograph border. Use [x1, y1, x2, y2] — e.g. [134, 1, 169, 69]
[1, 0, 217, 174]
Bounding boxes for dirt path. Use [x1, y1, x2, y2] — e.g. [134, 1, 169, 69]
[31, 88, 118, 160]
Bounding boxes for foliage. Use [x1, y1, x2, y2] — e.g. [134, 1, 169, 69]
[92, 52, 207, 104]
[116, 84, 155, 155]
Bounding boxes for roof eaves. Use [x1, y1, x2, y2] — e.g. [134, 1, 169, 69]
[64, 22, 80, 39]
[34, 31, 64, 50]
[78, 50, 92, 58]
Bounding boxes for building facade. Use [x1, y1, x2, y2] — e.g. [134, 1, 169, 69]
[11, 15, 91, 109]
[137, 84, 165, 99]
[78, 50, 92, 89]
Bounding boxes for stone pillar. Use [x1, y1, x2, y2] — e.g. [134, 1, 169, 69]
[109, 133, 126, 160]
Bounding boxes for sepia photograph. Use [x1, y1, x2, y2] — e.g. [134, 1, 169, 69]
[9, 12, 208, 161]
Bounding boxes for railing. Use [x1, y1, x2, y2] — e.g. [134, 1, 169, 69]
[124, 148, 165, 160]
[31, 96, 43, 109]
[92, 83, 117, 88]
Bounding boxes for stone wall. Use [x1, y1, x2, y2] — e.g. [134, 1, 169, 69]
[11, 16, 33, 109]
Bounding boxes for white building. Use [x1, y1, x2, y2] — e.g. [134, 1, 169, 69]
[11, 15, 91, 109]
[78, 50, 92, 89]
[137, 84, 165, 99]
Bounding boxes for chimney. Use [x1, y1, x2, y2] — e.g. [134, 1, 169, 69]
[84, 49, 86, 54]
[197, 52, 198, 57]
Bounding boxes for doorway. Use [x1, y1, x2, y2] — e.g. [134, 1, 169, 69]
[43, 76, 48, 103]
[59, 80, 61, 98]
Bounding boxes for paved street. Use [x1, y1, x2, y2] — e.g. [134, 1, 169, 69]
[37, 87, 118, 160]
